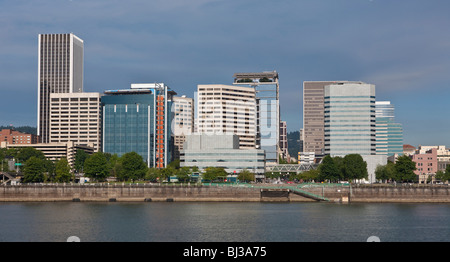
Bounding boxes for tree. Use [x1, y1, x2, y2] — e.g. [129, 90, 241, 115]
[177, 166, 191, 182]
[394, 155, 417, 182]
[375, 162, 395, 183]
[55, 158, 72, 183]
[145, 167, 161, 182]
[238, 169, 255, 183]
[119, 152, 148, 181]
[342, 154, 368, 182]
[318, 155, 340, 182]
[74, 149, 89, 174]
[159, 166, 176, 182]
[203, 167, 227, 182]
[436, 165, 450, 183]
[83, 152, 109, 181]
[297, 169, 319, 182]
[16, 147, 45, 163]
[23, 156, 46, 183]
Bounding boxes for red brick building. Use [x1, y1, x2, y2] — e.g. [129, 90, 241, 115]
[0, 129, 39, 145]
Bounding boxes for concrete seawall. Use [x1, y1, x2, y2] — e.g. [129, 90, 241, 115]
[0, 184, 449, 203]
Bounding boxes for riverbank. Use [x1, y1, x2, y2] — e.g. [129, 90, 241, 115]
[0, 184, 449, 203]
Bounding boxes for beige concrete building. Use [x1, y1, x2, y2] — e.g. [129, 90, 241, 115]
[303, 81, 349, 157]
[172, 95, 194, 160]
[49, 92, 102, 152]
[197, 84, 256, 149]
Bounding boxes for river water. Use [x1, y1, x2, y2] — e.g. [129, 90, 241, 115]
[0, 202, 449, 242]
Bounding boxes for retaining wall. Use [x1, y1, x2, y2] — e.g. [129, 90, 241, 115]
[0, 184, 449, 202]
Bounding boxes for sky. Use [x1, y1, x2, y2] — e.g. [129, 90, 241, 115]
[1, 0, 450, 147]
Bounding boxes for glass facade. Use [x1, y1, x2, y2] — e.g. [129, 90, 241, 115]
[256, 83, 279, 162]
[324, 82, 376, 156]
[102, 93, 154, 166]
[233, 71, 280, 165]
[101, 84, 175, 168]
[375, 101, 403, 156]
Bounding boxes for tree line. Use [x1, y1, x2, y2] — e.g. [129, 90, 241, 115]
[375, 155, 450, 183]
[0, 147, 71, 183]
[267, 154, 369, 183]
[266, 154, 436, 184]
[1, 147, 257, 183]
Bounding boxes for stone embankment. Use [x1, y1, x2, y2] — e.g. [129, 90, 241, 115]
[0, 183, 449, 203]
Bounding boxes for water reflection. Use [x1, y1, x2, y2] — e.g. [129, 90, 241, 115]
[0, 202, 449, 242]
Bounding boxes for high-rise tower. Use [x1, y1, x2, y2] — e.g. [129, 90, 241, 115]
[375, 101, 403, 156]
[233, 71, 280, 165]
[37, 33, 84, 143]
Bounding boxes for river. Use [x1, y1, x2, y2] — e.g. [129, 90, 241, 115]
[0, 202, 449, 242]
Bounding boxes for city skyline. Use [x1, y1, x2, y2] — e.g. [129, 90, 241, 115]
[1, 1, 450, 147]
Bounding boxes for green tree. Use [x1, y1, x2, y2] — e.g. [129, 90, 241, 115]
[238, 169, 255, 183]
[17, 147, 45, 163]
[83, 152, 109, 181]
[318, 155, 340, 182]
[55, 158, 72, 183]
[109, 154, 123, 179]
[394, 155, 417, 182]
[159, 166, 176, 182]
[203, 167, 227, 182]
[332, 156, 345, 180]
[375, 162, 395, 183]
[23, 156, 46, 183]
[145, 167, 161, 182]
[436, 165, 450, 183]
[119, 152, 148, 181]
[74, 149, 89, 173]
[177, 166, 191, 182]
[342, 154, 368, 182]
[297, 169, 319, 182]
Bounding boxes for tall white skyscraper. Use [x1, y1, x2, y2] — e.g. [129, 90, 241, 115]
[324, 82, 376, 156]
[38, 33, 84, 143]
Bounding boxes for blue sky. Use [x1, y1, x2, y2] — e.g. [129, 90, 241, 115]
[1, 0, 450, 147]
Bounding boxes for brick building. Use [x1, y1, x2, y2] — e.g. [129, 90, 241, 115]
[0, 129, 39, 145]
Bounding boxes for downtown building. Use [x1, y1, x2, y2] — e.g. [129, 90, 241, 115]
[172, 95, 195, 160]
[232, 71, 280, 165]
[180, 133, 265, 176]
[49, 92, 102, 152]
[323, 81, 386, 183]
[38, 33, 84, 143]
[196, 84, 257, 149]
[375, 101, 403, 157]
[101, 83, 176, 168]
[324, 81, 377, 156]
[302, 81, 348, 157]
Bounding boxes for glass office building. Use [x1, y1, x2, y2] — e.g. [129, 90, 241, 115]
[101, 83, 176, 168]
[233, 71, 280, 165]
[375, 101, 403, 156]
[324, 82, 376, 156]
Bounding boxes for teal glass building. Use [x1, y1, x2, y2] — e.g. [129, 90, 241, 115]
[101, 83, 176, 168]
[375, 101, 403, 156]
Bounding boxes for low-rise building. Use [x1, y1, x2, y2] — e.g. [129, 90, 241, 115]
[298, 152, 315, 165]
[0, 141, 94, 168]
[411, 147, 438, 183]
[0, 129, 39, 144]
[180, 133, 265, 176]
